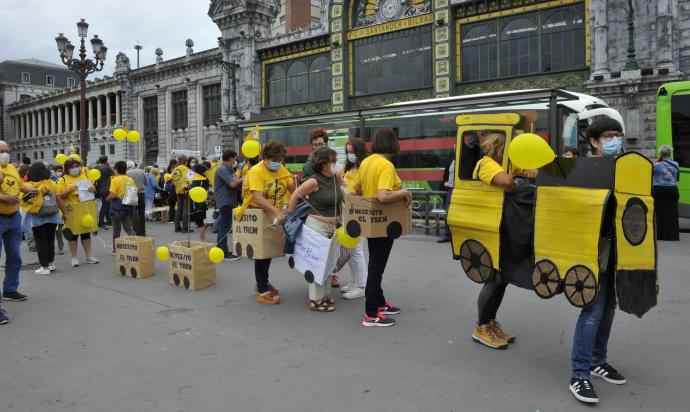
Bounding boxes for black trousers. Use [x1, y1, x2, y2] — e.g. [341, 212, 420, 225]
[133, 192, 146, 236]
[255, 259, 271, 293]
[653, 185, 680, 241]
[365, 237, 395, 316]
[32, 223, 57, 267]
[477, 273, 509, 325]
[167, 191, 176, 222]
[98, 198, 111, 225]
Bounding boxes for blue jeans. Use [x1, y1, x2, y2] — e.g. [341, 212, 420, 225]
[0, 212, 23, 300]
[216, 205, 234, 256]
[571, 271, 616, 379]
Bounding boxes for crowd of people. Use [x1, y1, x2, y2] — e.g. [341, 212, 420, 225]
[0, 116, 682, 404]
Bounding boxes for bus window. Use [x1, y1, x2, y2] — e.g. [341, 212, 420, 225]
[671, 95, 690, 167]
[458, 130, 506, 180]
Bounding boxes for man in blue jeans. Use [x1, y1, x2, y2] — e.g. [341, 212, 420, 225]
[214, 149, 240, 261]
[569, 118, 627, 403]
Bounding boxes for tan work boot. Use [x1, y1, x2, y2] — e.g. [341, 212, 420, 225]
[490, 319, 516, 343]
[472, 324, 509, 349]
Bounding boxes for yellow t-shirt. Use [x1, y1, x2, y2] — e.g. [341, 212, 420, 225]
[343, 168, 359, 195]
[246, 161, 293, 208]
[235, 162, 251, 179]
[22, 180, 57, 214]
[0, 164, 23, 214]
[110, 174, 135, 199]
[357, 153, 401, 197]
[56, 172, 91, 205]
[472, 156, 522, 185]
[171, 165, 191, 194]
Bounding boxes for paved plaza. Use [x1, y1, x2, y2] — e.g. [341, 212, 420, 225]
[1, 222, 689, 412]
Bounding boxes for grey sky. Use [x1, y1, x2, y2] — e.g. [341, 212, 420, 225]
[0, 0, 221, 76]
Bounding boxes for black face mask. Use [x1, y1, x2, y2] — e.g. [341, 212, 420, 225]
[248, 157, 260, 166]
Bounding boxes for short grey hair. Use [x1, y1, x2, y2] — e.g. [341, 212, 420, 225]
[126, 160, 136, 169]
[0, 140, 8, 148]
[659, 144, 673, 157]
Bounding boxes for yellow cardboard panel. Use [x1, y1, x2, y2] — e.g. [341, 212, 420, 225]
[615, 193, 656, 270]
[615, 152, 652, 196]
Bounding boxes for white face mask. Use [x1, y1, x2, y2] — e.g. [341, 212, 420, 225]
[0, 152, 10, 167]
[330, 162, 343, 175]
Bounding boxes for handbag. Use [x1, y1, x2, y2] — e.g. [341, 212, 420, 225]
[123, 182, 139, 206]
[37, 191, 59, 216]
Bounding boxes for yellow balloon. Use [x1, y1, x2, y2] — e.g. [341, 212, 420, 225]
[87, 169, 101, 181]
[208, 247, 224, 264]
[508, 133, 556, 170]
[189, 186, 208, 203]
[55, 154, 68, 164]
[126, 130, 141, 143]
[113, 128, 127, 141]
[156, 246, 170, 261]
[336, 226, 360, 249]
[81, 214, 94, 228]
[242, 140, 261, 159]
[69, 153, 81, 162]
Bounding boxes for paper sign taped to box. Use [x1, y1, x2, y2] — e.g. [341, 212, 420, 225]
[233, 208, 286, 260]
[115, 236, 155, 279]
[288, 224, 340, 285]
[343, 196, 411, 239]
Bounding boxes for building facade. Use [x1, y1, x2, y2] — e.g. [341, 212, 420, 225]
[5, 0, 690, 165]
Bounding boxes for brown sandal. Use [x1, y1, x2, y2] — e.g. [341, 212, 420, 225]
[309, 298, 335, 312]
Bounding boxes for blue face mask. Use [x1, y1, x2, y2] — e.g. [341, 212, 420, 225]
[601, 137, 623, 157]
[266, 161, 281, 171]
[69, 168, 81, 177]
[346, 153, 357, 163]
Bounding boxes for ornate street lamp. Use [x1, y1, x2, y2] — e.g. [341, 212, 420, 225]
[55, 19, 107, 162]
[624, 0, 639, 71]
[218, 53, 241, 118]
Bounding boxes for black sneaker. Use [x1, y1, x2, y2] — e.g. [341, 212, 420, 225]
[362, 312, 396, 327]
[174, 228, 182, 232]
[3, 291, 27, 302]
[0, 307, 8, 325]
[591, 363, 627, 385]
[569, 378, 599, 403]
[379, 301, 401, 315]
[224, 254, 240, 262]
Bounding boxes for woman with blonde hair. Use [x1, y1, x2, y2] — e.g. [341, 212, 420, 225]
[652, 144, 680, 241]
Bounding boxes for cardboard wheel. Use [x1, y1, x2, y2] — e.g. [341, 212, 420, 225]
[304, 270, 314, 283]
[130, 267, 138, 278]
[386, 221, 402, 239]
[246, 245, 254, 259]
[173, 273, 180, 286]
[346, 220, 361, 238]
[235, 242, 242, 257]
[563, 265, 598, 308]
[531, 260, 561, 299]
[459, 240, 494, 283]
[183, 276, 190, 289]
[119, 265, 126, 276]
[62, 228, 73, 241]
[288, 256, 295, 269]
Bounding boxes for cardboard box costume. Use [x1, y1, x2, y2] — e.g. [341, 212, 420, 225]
[232, 208, 286, 260]
[167, 240, 216, 291]
[343, 196, 411, 239]
[114, 236, 155, 279]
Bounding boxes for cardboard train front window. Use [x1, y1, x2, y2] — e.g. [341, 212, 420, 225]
[671, 94, 690, 168]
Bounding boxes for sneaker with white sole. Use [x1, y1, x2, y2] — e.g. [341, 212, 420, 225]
[342, 287, 365, 300]
[48, 263, 56, 272]
[85, 256, 99, 264]
[591, 363, 627, 385]
[569, 378, 599, 403]
[379, 301, 401, 315]
[362, 311, 396, 327]
[340, 282, 356, 293]
[35, 267, 51, 275]
[71, 258, 80, 267]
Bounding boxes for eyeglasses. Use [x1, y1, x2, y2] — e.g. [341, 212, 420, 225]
[312, 142, 326, 149]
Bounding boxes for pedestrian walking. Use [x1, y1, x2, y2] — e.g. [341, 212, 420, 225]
[107, 161, 136, 253]
[126, 161, 147, 236]
[190, 164, 209, 242]
[214, 149, 240, 260]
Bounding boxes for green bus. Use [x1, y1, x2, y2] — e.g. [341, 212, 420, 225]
[657, 81, 690, 217]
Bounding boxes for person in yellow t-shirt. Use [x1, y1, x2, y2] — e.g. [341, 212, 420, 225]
[0, 141, 39, 310]
[245, 141, 295, 305]
[171, 155, 192, 233]
[338, 137, 369, 300]
[106, 161, 136, 252]
[56, 158, 98, 267]
[356, 128, 411, 327]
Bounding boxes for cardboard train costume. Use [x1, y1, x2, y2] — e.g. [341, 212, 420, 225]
[449, 114, 658, 318]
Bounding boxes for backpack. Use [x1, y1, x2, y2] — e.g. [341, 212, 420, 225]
[37, 191, 59, 216]
[123, 181, 139, 206]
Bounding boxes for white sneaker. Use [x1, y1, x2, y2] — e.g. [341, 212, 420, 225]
[85, 256, 99, 264]
[35, 267, 51, 275]
[340, 282, 356, 294]
[342, 287, 365, 300]
[48, 263, 56, 271]
[71, 258, 79, 267]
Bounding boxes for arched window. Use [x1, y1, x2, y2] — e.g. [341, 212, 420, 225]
[286, 61, 308, 105]
[267, 65, 286, 107]
[308, 56, 331, 102]
[462, 24, 497, 82]
[499, 17, 539, 77]
[541, 10, 585, 72]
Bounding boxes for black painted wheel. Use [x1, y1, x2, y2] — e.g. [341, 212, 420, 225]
[459, 240, 494, 283]
[386, 221, 403, 239]
[563, 265, 598, 308]
[130, 267, 138, 278]
[173, 273, 180, 286]
[119, 266, 126, 276]
[346, 220, 361, 238]
[246, 245, 254, 259]
[531, 259, 561, 299]
[288, 256, 295, 269]
[235, 242, 242, 257]
[183, 276, 190, 290]
[304, 270, 314, 284]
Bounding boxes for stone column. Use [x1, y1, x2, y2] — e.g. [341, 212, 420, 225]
[51, 107, 57, 135]
[115, 93, 121, 125]
[57, 105, 63, 134]
[88, 98, 94, 130]
[21, 113, 26, 139]
[44, 109, 49, 135]
[106, 93, 112, 127]
[96, 95, 103, 129]
[72, 102, 78, 132]
[657, 0, 675, 71]
[14, 116, 19, 140]
[591, 0, 609, 77]
[37, 110, 43, 136]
